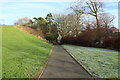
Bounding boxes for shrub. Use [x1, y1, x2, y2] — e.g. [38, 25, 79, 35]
[45, 32, 58, 43]
[103, 37, 114, 49]
[60, 27, 120, 51]
[113, 38, 120, 51]
[103, 37, 120, 51]
[60, 29, 97, 47]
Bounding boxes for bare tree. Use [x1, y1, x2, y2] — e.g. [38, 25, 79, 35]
[71, 0, 104, 45]
[99, 13, 115, 35]
[15, 17, 30, 26]
[54, 13, 83, 38]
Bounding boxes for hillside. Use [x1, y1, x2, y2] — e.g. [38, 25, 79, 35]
[2, 25, 52, 78]
[14, 25, 44, 38]
[0, 26, 2, 79]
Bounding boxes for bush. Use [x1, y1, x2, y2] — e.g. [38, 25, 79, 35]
[60, 29, 97, 47]
[45, 32, 58, 43]
[103, 37, 120, 51]
[113, 38, 120, 51]
[103, 37, 114, 49]
[60, 27, 120, 51]
[102, 32, 120, 51]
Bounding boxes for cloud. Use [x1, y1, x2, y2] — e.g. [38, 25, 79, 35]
[2, 2, 68, 15]
[1, 0, 119, 25]
[1, 0, 74, 2]
[2, 2, 70, 25]
[1, 0, 120, 3]
[101, 0, 119, 2]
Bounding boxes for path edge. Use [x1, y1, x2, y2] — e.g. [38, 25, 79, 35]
[62, 45, 101, 78]
[33, 46, 54, 79]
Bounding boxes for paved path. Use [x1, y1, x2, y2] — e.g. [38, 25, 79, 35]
[40, 45, 92, 78]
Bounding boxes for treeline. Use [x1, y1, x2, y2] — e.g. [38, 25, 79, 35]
[14, 13, 59, 44]
[14, 0, 120, 51]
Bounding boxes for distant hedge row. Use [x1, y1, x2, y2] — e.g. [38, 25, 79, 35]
[103, 36, 120, 51]
[60, 30, 120, 51]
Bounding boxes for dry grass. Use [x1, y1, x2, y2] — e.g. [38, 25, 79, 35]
[14, 25, 44, 38]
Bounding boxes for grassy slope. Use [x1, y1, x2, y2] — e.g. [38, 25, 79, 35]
[63, 45, 118, 78]
[2, 25, 52, 78]
[0, 26, 2, 79]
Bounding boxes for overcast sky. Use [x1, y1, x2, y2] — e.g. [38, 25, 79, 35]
[0, 0, 119, 28]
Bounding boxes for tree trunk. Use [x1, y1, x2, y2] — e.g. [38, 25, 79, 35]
[95, 14, 101, 47]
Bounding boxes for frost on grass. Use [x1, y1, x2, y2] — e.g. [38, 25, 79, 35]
[63, 45, 119, 78]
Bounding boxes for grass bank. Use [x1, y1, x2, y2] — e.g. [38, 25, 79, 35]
[2, 25, 52, 78]
[0, 26, 2, 79]
[63, 45, 118, 78]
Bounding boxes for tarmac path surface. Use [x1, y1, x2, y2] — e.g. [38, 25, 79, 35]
[40, 45, 92, 78]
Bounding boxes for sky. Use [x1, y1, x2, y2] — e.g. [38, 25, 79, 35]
[0, 0, 119, 29]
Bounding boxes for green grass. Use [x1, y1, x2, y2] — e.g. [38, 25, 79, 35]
[63, 45, 119, 78]
[2, 25, 53, 78]
[0, 26, 2, 79]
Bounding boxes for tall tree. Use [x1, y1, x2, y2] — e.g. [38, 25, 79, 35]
[38, 17, 48, 34]
[54, 13, 83, 38]
[71, 0, 104, 45]
[45, 13, 54, 33]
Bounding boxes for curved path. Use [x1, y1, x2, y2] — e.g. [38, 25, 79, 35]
[40, 45, 92, 78]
